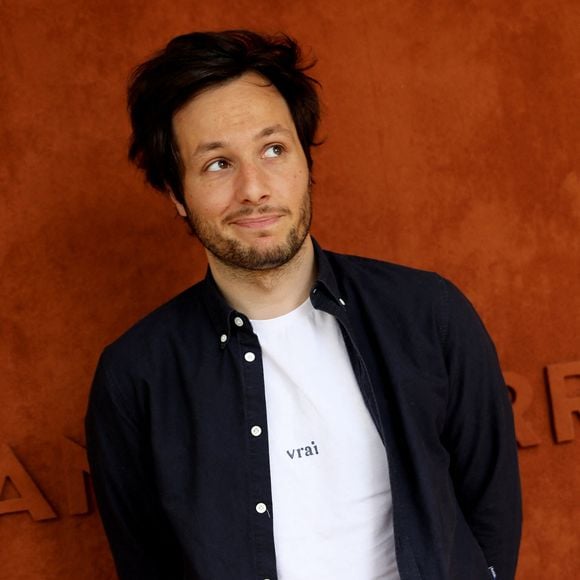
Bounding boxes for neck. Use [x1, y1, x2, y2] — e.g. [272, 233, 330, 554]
[207, 236, 316, 320]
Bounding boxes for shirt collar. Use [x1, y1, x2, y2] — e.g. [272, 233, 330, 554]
[200, 236, 344, 348]
[311, 236, 342, 304]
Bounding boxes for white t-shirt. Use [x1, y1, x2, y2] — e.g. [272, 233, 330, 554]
[251, 299, 400, 580]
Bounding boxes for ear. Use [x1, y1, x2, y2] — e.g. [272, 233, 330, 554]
[169, 192, 188, 217]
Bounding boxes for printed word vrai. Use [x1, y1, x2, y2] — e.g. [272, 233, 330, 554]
[286, 441, 319, 459]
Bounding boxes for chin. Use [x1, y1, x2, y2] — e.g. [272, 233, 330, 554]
[206, 228, 308, 271]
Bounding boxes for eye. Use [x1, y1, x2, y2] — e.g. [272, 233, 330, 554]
[205, 159, 230, 172]
[263, 144, 285, 158]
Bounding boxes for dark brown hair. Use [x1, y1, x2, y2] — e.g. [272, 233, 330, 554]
[128, 30, 320, 204]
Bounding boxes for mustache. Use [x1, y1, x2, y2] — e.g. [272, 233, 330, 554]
[224, 205, 291, 222]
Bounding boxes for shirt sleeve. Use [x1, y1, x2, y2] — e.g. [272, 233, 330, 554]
[85, 349, 184, 580]
[439, 277, 522, 580]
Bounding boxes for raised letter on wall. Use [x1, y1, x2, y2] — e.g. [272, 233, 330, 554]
[547, 361, 580, 443]
[61, 437, 91, 515]
[0, 444, 57, 520]
[504, 371, 541, 447]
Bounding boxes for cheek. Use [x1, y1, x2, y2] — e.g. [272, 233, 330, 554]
[276, 161, 308, 190]
[184, 181, 234, 219]
[291, 167, 310, 193]
[292, 157, 310, 184]
[190, 198, 229, 222]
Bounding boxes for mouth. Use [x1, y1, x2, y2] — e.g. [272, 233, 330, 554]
[230, 214, 283, 229]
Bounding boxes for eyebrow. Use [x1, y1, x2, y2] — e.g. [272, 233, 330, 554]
[193, 140, 226, 157]
[192, 124, 292, 158]
[254, 124, 292, 140]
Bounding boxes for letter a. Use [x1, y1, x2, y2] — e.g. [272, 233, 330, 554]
[304, 446, 313, 457]
[0, 444, 57, 520]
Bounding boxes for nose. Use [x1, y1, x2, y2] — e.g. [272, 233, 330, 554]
[235, 161, 269, 205]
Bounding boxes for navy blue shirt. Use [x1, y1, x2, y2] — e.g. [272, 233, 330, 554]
[85, 239, 521, 580]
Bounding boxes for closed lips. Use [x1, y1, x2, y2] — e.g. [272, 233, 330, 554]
[231, 215, 282, 227]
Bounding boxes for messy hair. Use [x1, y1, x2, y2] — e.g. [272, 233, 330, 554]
[128, 30, 320, 204]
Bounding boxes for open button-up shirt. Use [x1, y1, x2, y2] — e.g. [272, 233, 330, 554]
[85, 239, 521, 580]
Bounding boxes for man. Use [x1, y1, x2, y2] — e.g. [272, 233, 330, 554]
[85, 30, 521, 580]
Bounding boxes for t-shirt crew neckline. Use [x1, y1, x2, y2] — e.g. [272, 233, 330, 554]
[249, 297, 313, 326]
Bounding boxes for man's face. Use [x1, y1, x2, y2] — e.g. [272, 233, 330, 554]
[171, 72, 311, 271]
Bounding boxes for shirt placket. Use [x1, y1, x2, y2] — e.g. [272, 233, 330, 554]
[310, 287, 386, 444]
[233, 312, 278, 580]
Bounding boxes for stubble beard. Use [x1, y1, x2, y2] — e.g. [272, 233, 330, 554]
[183, 187, 312, 272]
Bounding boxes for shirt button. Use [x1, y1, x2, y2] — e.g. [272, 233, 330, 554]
[251, 425, 262, 437]
[255, 502, 267, 514]
[339, 298, 346, 306]
[234, 316, 244, 327]
[220, 334, 228, 343]
[244, 352, 256, 363]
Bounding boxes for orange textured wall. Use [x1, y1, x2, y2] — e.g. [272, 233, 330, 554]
[1, 1, 579, 578]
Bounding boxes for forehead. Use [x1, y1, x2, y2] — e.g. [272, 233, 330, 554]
[172, 72, 296, 147]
